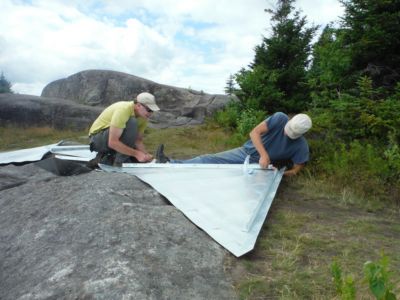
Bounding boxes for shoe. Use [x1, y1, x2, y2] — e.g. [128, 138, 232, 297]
[155, 144, 170, 163]
[87, 152, 116, 169]
[99, 152, 115, 166]
[87, 152, 103, 169]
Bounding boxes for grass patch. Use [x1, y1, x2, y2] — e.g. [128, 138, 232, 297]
[295, 174, 387, 212]
[230, 181, 400, 299]
[344, 218, 380, 235]
[0, 126, 89, 151]
[144, 123, 241, 158]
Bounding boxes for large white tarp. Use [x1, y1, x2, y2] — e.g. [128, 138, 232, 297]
[100, 163, 284, 257]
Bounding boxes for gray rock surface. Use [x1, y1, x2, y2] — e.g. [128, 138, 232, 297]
[0, 163, 236, 300]
[0, 93, 103, 130]
[41, 70, 236, 128]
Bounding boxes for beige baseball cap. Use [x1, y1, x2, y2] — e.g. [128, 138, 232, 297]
[137, 92, 160, 111]
[284, 114, 312, 139]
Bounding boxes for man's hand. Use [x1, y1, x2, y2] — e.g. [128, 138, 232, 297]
[259, 154, 271, 169]
[144, 153, 153, 162]
[134, 151, 147, 162]
[135, 152, 153, 162]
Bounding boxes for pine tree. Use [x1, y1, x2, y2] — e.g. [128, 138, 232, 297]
[340, 0, 400, 89]
[235, 0, 317, 113]
[0, 72, 13, 93]
[224, 74, 235, 95]
[308, 25, 353, 106]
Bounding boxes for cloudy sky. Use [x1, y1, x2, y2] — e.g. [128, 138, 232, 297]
[1, 0, 344, 96]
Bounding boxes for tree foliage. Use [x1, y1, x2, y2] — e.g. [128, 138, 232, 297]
[224, 74, 236, 95]
[0, 72, 13, 93]
[308, 25, 353, 107]
[340, 0, 400, 90]
[235, 0, 317, 113]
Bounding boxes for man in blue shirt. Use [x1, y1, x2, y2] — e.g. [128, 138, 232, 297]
[156, 112, 312, 176]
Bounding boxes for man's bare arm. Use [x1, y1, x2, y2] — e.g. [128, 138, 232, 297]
[249, 121, 270, 168]
[284, 164, 304, 176]
[107, 126, 148, 162]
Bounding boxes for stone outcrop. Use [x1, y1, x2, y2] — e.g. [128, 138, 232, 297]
[0, 93, 102, 130]
[41, 70, 236, 128]
[0, 162, 236, 299]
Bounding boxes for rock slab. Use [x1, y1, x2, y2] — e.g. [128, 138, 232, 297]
[41, 70, 236, 128]
[0, 163, 236, 300]
[0, 93, 103, 130]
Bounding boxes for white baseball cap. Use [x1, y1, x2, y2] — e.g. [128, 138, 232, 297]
[136, 92, 160, 111]
[284, 114, 312, 139]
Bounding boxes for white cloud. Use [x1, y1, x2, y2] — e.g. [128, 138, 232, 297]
[0, 0, 344, 96]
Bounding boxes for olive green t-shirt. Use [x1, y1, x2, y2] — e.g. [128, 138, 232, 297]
[89, 101, 147, 136]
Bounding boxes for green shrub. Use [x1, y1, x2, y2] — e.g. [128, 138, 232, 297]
[331, 255, 398, 300]
[384, 132, 400, 183]
[331, 260, 356, 300]
[237, 109, 265, 137]
[308, 137, 399, 201]
[364, 255, 398, 300]
[214, 101, 241, 129]
[319, 77, 400, 143]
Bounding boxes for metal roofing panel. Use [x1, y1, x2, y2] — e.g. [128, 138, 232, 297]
[100, 163, 284, 257]
[0, 143, 59, 164]
[0, 144, 284, 256]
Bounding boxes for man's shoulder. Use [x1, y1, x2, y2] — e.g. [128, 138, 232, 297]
[107, 101, 133, 114]
[273, 112, 288, 118]
[296, 136, 309, 149]
[267, 112, 289, 128]
[110, 101, 133, 108]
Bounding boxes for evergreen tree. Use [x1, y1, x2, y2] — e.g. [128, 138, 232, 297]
[308, 25, 353, 107]
[0, 72, 13, 93]
[224, 74, 235, 95]
[340, 0, 400, 89]
[236, 0, 318, 113]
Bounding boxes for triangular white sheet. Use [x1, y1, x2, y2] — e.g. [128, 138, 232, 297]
[100, 163, 284, 257]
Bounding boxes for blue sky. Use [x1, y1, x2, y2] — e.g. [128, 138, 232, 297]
[0, 0, 344, 96]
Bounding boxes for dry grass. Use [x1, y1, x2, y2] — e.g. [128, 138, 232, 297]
[229, 179, 400, 299]
[144, 123, 240, 158]
[0, 126, 89, 151]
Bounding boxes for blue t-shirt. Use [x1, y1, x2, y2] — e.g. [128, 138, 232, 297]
[243, 112, 309, 164]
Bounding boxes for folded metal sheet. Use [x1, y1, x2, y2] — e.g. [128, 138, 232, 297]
[50, 145, 96, 161]
[99, 163, 284, 257]
[0, 143, 96, 164]
[0, 143, 59, 164]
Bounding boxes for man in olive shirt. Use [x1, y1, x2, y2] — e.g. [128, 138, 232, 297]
[89, 92, 160, 166]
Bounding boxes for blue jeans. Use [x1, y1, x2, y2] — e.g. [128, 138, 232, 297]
[171, 147, 251, 164]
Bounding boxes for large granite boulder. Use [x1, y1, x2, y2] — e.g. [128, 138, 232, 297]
[0, 93, 103, 130]
[0, 162, 236, 299]
[41, 70, 236, 128]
